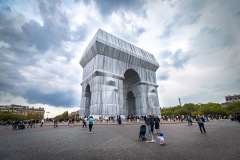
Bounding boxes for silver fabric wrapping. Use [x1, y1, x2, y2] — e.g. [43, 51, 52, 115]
[80, 29, 161, 117]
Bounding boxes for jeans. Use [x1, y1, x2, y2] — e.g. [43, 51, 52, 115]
[147, 125, 151, 135]
[150, 123, 154, 133]
[198, 123, 206, 133]
[82, 122, 87, 128]
[89, 124, 93, 132]
[188, 120, 192, 125]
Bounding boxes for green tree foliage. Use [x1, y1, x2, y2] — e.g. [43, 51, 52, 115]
[55, 111, 69, 120]
[0, 112, 27, 121]
[199, 103, 226, 116]
[161, 102, 240, 116]
[160, 102, 232, 116]
[183, 103, 198, 116]
[27, 113, 44, 120]
[161, 109, 173, 116]
[224, 101, 240, 115]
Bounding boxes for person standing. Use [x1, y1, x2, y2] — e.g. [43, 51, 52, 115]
[157, 132, 165, 146]
[40, 119, 44, 127]
[150, 114, 155, 135]
[54, 119, 58, 128]
[82, 116, 87, 129]
[154, 116, 160, 133]
[237, 113, 240, 123]
[117, 115, 122, 125]
[88, 116, 93, 133]
[196, 115, 206, 133]
[145, 115, 151, 136]
[32, 119, 35, 128]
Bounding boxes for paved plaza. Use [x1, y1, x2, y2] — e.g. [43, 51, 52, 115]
[0, 119, 239, 160]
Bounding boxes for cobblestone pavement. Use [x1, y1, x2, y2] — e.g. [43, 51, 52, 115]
[0, 119, 239, 160]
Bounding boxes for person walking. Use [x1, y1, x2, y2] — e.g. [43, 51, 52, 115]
[27, 120, 31, 128]
[68, 118, 71, 126]
[187, 115, 192, 126]
[196, 115, 206, 133]
[72, 118, 75, 127]
[40, 119, 44, 127]
[82, 116, 87, 129]
[88, 116, 94, 133]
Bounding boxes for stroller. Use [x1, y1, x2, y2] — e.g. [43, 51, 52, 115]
[139, 125, 147, 141]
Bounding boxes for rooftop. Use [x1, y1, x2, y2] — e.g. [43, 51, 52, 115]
[80, 29, 159, 71]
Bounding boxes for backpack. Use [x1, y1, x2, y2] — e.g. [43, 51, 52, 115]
[89, 119, 93, 125]
[202, 117, 206, 122]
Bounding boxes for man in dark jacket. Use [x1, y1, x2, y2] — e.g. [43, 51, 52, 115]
[150, 114, 155, 135]
[196, 116, 206, 133]
[145, 115, 151, 136]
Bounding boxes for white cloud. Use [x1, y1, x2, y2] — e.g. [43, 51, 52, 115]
[1, 0, 239, 117]
[0, 41, 10, 48]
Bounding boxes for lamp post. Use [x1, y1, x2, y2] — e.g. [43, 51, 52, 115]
[47, 112, 50, 118]
[47, 112, 50, 122]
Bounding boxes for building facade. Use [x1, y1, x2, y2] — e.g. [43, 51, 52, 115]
[0, 104, 45, 117]
[79, 29, 161, 117]
[222, 94, 240, 106]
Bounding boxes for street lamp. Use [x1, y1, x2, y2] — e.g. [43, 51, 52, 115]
[47, 112, 50, 119]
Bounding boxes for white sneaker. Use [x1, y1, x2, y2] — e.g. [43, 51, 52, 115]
[89, 132, 91, 134]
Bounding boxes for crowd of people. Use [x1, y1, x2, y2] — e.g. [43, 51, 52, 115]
[1, 113, 239, 133]
[0, 119, 44, 130]
[144, 114, 160, 136]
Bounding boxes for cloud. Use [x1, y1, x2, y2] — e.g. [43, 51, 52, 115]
[161, 13, 201, 38]
[0, 1, 86, 108]
[25, 89, 77, 107]
[1, 0, 240, 115]
[158, 49, 191, 69]
[157, 70, 169, 81]
[93, 0, 146, 17]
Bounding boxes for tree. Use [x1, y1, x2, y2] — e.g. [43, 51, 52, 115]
[173, 108, 189, 115]
[183, 103, 197, 116]
[0, 112, 27, 121]
[27, 113, 44, 120]
[55, 111, 69, 120]
[225, 101, 240, 115]
[199, 103, 225, 116]
[161, 109, 173, 116]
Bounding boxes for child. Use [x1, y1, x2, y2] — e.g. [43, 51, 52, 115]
[157, 132, 165, 146]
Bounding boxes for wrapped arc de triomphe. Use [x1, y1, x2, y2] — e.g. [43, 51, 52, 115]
[79, 29, 161, 117]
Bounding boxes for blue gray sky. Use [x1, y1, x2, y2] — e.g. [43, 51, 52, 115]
[0, 0, 239, 117]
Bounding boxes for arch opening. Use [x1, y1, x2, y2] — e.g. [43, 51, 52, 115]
[84, 85, 91, 116]
[126, 91, 136, 115]
[123, 69, 140, 88]
[123, 69, 140, 116]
